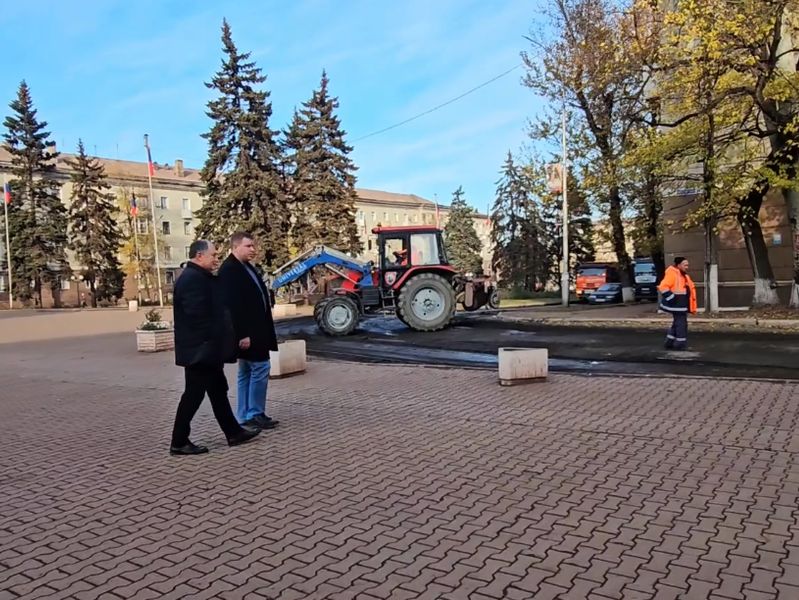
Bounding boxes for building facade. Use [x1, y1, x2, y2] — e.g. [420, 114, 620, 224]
[0, 148, 491, 307]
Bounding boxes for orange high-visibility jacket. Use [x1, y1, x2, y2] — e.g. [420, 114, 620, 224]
[658, 265, 697, 314]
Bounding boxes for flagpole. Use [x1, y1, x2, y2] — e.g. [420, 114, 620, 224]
[131, 194, 142, 305]
[3, 180, 12, 310]
[144, 134, 164, 307]
[561, 108, 570, 308]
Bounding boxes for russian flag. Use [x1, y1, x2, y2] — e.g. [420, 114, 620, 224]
[131, 194, 138, 216]
[3, 182, 10, 205]
[146, 146, 155, 177]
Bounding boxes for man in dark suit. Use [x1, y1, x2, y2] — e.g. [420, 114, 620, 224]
[218, 232, 280, 431]
[170, 240, 260, 456]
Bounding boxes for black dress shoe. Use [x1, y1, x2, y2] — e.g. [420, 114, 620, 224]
[241, 419, 262, 431]
[170, 441, 209, 456]
[227, 428, 261, 447]
[254, 414, 279, 429]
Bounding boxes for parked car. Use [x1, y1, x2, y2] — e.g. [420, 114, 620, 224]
[588, 282, 623, 305]
[575, 262, 621, 301]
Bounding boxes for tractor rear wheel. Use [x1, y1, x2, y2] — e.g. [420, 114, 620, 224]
[488, 288, 500, 309]
[316, 295, 359, 336]
[397, 273, 456, 331]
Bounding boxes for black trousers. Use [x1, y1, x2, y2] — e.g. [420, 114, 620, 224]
[665, 312, 688, 349]
[171, 366, 242, 446]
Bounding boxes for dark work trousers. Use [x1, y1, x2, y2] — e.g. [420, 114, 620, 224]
[665, 312, 688, 349]
[171, 366, 242, 446]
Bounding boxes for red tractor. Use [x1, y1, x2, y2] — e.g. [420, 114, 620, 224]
[271, 226, 499, 336]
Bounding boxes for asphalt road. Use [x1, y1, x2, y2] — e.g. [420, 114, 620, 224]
[276, 312, 799, 380]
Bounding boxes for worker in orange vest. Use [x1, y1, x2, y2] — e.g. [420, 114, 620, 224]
[658, 256, 697, 350]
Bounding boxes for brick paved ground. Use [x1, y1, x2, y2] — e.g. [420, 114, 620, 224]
[1, 333, 799, 599]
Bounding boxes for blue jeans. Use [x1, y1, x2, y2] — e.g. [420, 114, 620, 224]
[236, 359, 270, 423]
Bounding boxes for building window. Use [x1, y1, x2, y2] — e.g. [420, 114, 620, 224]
[163, 246, 172, 261]
[162, 221, 171, 235]
[0, 275, 5, 292]
[367, 239, 373, 251]
[136, 219, 148, 234]
[165, 271, 175, 285]
[183, 222, 191, 236]
[157, 196, 168, 209]
[185, 246, 191, 259]
[371, 212, 376, 222]
[182, 198, 190, 211]
[60, 279, 71, 291]
[383, 212, 388, 221]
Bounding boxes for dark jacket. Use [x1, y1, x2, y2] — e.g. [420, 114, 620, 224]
[173, 262, 237, 368]
[217, 254, 278, 361]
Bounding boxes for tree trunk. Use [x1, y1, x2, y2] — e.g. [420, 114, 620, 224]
[608, 185, 633, 300]
[737, 187, 780, 306]
[89, 279, 98, 308]
[787, 187, 799, 308]
[704, 217, 719, 313]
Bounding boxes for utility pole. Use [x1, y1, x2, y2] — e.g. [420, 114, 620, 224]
[561, 109, 570, 307]
[144, 134, 164, 307]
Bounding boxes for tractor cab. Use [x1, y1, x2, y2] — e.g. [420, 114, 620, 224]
[373, 226, 451, 291]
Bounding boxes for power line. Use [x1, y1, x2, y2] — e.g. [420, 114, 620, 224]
[353, 64, 523, 142]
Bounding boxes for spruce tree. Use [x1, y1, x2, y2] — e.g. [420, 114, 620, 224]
[284, 70, 360, 255]
[491, 152, 533, 288]
[444, 186, 483, 274]
[66, 140, 124, 306]
[196, 19, 289, 267]
[2, 81, 68, 307]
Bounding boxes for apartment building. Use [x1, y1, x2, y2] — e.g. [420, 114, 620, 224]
[0, 148, 492, 306]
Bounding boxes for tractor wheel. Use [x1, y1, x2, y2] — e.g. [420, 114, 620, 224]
[313, 297, 330, 321]
[397, 273, 456, 332]
[488, 288, 500, 309]
[316, 295, 359, 336]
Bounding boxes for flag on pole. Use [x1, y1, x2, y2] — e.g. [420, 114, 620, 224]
[3, 182, 10, 205]
[545, 163, 563, 194]
[146, 146, 155, 176]
[130, 194, 138, 216]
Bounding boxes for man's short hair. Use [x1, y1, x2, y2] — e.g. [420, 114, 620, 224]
[189, 240, 210, 259]
[231, 231, 253, 248]
[674, 256, 687, 265]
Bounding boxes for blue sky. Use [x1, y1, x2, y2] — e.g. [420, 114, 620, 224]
[2, 1, 548, 212]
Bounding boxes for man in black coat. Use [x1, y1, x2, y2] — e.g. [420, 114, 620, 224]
[169, 240, 260, 456]
[217, 231, 280, 431]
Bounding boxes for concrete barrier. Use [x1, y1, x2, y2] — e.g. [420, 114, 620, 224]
[272, 303, 297, 318]
[270, 340, 306, 378]
[498, 347, 548, 386]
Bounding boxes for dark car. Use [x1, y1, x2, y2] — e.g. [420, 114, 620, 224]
[588, 282, 623, 305]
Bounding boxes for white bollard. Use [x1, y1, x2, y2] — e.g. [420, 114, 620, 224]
[128, 300, 138, 312]
[498, 347, 548, 386]
[270, 340, 306, 378]
[272, 303, 297, 318]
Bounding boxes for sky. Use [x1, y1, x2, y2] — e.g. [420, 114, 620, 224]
[1, 0, 550, 212]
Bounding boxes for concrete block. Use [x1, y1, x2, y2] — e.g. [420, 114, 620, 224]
[498, 347, 548, 386]
[128, 300, 139, 312]
[270, 340, 306, 378]
[272, 303, 297, 318]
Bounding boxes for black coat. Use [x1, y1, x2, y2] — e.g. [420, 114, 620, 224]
[217, 254, 278, 361]
[173, 262, 237, 368]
